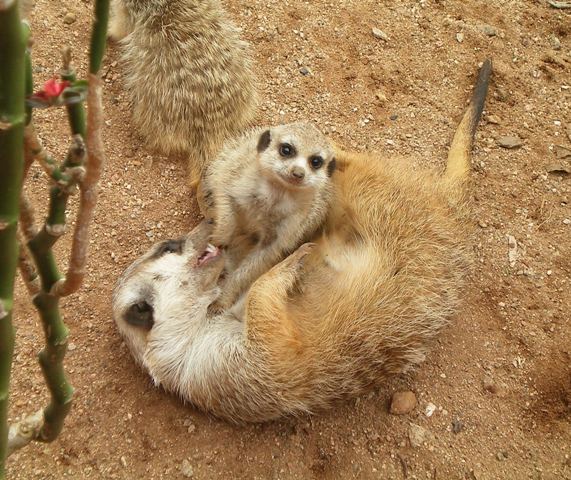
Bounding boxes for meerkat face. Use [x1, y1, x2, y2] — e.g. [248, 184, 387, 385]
[256, 122, 336, 191]
[112, 222, 224, 366]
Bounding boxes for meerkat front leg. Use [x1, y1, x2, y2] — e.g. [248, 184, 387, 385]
[211, 246, 278, 311]
[211, 214, 314, 310]
[209, 195, 238, 248]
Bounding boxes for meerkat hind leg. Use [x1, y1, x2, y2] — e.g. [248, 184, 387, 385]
[108, 0, 133, 41]
[246, 243, 315, 324]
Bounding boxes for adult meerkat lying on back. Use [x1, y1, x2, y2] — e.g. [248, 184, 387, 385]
[200, 122, 336, 311]
[108, 0, 257, 186]
[113, 60, 492, 423]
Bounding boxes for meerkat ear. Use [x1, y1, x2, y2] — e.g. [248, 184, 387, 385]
[257, 129, 271, 153]
[327, 157, 337, 177]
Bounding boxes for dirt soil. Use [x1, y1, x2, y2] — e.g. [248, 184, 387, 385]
[7, 0, 571, 478]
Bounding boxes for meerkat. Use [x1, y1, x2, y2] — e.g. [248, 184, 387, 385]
[108, 0, 258, 186]
[113, 59, 492, 423]
[199, 122, 337, 311]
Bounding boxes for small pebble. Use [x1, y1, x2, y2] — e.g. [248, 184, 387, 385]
[299, 66, 312, 76]
[425, 402, 437, 417]
[181, 460, 194, 478]
[483, 375, 500, 395]
[456, 32, 464, 43]
[563, 219, 571, 225]
[408, 424, 434, 448]
[374, 91, 387, 103]
[372, 28, 388, 41]
[480, 24, 497, 37]
[486, 115, 501, 125]
[63, 12, 76, 24]
[551, 36, 561, 50]
[452, 418, 464, 434]
[496, 451, 508, 462]
[497, 136, 523, 149]
[390, 391, 417, 415]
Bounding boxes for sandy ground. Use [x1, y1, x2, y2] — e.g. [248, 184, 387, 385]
[6, 0, 571, 478]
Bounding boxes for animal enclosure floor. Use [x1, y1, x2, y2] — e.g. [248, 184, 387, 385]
[8, 0, 571, 479]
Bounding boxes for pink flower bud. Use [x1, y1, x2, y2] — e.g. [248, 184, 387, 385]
[41, 78, 71, 98]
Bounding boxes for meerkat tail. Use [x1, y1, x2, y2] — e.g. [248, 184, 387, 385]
[444, 59, 493, 182]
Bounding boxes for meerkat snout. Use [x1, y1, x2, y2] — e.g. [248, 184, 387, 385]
[290, 166, 305, 180]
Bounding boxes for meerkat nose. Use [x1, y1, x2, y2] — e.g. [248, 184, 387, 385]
[291, 166, 305, 179]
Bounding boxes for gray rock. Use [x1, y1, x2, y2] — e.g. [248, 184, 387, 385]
[497, 135, 523, 149]
[408, 424, 434, 448]
[181, 460, 194, 478]
[551, 35, 562, 50]
[452, 418, 464, 434]
[496, 451, 508, 462]
[480, 24, 497, 37]
[372, 28, 388, 41]
[554, 145, 571, 160]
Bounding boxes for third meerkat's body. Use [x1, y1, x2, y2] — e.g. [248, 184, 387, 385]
[200, 122, 336, 310]
[108, 0, 258, 185]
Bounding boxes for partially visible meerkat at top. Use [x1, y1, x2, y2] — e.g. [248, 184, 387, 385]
[199, 122, 336, 312]
[108, 0, 258, 186]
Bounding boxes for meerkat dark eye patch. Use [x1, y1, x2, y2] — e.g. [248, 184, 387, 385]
[310, 155, 324, 170]
[124, 301, 154, 331]
[279, 143, 296, 158]
[257, 129, 271, 153]
[327, 158, 337, 177]
[154, 239, 184, 257]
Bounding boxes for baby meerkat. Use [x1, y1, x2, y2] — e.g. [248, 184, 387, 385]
[200, 122, 336, 311]
[108, 0, 258, 186]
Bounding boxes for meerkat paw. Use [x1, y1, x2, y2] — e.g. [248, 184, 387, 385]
[209, 228, 231, 249]
[207, 293, 235, 315]
[279, 243, 316, 271]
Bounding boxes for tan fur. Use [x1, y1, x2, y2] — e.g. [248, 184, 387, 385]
[200, 122, 336, 311]
[108, 0, 258, 184]
[113, 60, 492, 423]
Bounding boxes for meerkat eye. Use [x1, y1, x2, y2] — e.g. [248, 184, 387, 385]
[310, 156, 324, 170]
[279, 143, 296, 158]
[156, 239, 183, 256]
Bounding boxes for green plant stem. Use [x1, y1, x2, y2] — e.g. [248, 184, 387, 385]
[33, 293, 73, 442]
[23, 21, 31, 127]
[0, 1, 27, 477]
[89, 0, 110, 75]
[61, 49, 86, 137]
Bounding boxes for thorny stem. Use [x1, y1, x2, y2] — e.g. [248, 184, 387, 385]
[54, 0, 109, 297]
[60, 47, 86, 137]
[0, 1, 27, 477]
[89, 0, 109, 74]
[52, 75, 103, 297]
[6, 0, 110, 459]
[17, 231, 40, 296]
